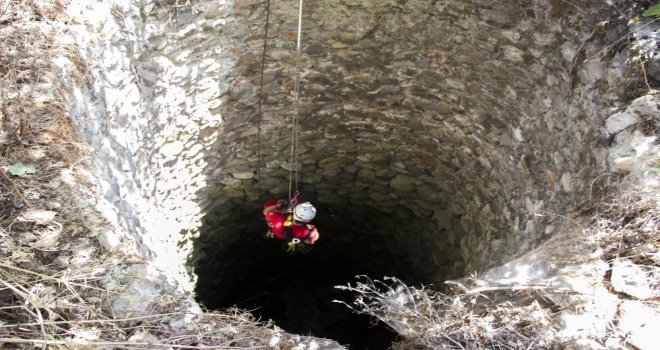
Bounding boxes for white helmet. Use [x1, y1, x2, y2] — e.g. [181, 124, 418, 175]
[293, 202, 316, 222]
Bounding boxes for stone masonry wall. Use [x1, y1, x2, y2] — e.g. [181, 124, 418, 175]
[58, 0, 646, 299]
[63, 0, 240, 291]
[196, 0, 627, 291]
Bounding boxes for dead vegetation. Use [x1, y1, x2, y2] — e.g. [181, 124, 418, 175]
[562, 0, 660, 102]
[0, 1, 125, 348]
[336, 171, 659, 349]
[577, 173, 659, 266]
[1, 0, 658, 349]
[336, 276, 561, 349]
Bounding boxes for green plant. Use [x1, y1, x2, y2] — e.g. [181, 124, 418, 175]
[642, 3, 660, 17]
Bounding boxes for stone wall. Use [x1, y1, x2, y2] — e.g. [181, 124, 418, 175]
[58, 0, 650, 308]
[63, 0, 240, 290]
[195, 0, 629, 299]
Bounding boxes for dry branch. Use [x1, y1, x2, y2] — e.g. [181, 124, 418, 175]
[0, 337, 263, 349]
[335, 276, 560, 349]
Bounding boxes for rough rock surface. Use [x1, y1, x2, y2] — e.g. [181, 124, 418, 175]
[617, 300, 660, 350]
[611, 259, 657, 300]
[606, 95, 660, 173]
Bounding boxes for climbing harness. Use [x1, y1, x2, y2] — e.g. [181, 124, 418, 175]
[287, 0, 304, 203]
[256, 0, 272, 192]
[283, 214, 313, 253]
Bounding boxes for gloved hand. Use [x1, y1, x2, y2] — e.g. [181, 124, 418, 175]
[277, 199, 289, 208]
[289, 191, 302, 207]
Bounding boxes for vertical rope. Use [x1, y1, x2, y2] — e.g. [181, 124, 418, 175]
[288, 0, 304, 200]
[294, 0, 303, 194]
[257, 0, 272, 193]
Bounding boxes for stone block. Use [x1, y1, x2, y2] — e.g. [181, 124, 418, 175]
[389, 174, 415, 192]
[502, 45, 524, 63]
[235, 0, 259, 9]
[98, 229, 122, 250]
[433, 209, 453, 230]
[646, 57, 660, 81]
[618, 301, 660, 350]
[231, 171, 254, 180]
[356, 167, 375, 183]
[342, 164, 358, 174]
[628, 95, 659, 117]
[111, 265, 170, 319]
[606, 111, 640, 135]
[611, 259, 656, 300]
[368, 191, 390, 202]
[160, 141, 184, 158]
[320, 167, 340, 178]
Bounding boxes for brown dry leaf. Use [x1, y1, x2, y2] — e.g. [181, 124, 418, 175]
[18, 209, 57, 225]
[34, 222, 63, 249]
[10, 245, 34, 263]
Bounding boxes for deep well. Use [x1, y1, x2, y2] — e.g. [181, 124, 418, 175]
[63, 0, 648, 347]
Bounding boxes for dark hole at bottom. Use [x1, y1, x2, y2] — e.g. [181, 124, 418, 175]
[199, 239, 405, 349]
[228, 273, 397, 349]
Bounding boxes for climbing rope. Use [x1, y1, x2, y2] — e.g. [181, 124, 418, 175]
[288, 0, 304, 201]
[257, 0, 304, 201]
[256, 0, 272, 193]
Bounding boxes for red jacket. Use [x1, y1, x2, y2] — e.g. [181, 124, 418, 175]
[263, 199, 319, 244]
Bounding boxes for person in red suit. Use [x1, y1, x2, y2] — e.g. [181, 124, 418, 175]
[263, 193, 319, 252]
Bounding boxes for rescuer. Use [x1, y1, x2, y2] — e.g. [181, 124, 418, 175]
[263, 192, 319, 253]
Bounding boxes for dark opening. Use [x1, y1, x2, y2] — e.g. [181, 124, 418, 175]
[216, 250, 399, 349]
[192, 200, 441, 349]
